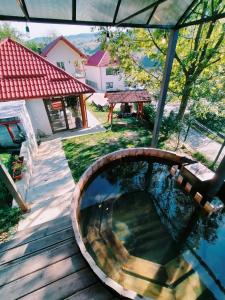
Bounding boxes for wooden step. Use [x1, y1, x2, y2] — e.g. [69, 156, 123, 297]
[130, 237, 177, 265]
[165, 255, 193, 285]
[122, 255, 167, 284]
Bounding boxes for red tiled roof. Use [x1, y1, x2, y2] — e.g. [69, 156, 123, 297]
[0, 38, 94, 102]
[86, 50, 111, 67]
[105, 90, 153, 104]
[41, 35, 86, 58]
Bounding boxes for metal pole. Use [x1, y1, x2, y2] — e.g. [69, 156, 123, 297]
[212, 139, 225, 167]
[0, 162, 29, 212]
[203, 154, 225, 203]
[151, 29, 179, 147]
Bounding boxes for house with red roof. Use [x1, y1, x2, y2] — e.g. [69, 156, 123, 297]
[84, 50, 126, 91]
[42, 36, 87, 83]
[0, 38, 94, 139]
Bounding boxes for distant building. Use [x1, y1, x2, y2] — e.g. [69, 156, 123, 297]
[42, 36, 87, 83]
[84, 50, 126, 91]
[0, 38, 94, 143]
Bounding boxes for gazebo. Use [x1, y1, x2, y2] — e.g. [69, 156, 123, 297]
[105, 90, 155, 124]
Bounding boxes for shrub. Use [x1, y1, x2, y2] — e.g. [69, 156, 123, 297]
[143, 103, 156, 129]
[0, 207, 22, 241]
[161, 111, 181, 138]
[196, 112, 225, 134]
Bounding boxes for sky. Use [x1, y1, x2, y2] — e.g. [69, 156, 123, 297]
[0, 21, 93, 38]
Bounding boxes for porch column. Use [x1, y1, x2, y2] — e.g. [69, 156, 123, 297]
[79, 94, 88, 128]
[151, 29, 179, 147]
[0, 163, 29, 212]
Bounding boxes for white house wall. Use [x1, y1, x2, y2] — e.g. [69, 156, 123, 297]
[26, 99, 52, 136]
[85, 65, 102, 90]
[100, 66, 126, 91]
[45, 40, 84, 78]
[84, 65, 126, 91]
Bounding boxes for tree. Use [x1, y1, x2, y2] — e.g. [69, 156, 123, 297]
[0, 23, 23, 41]
[101, 1, 225, 122]
[0, 22, 45, 54]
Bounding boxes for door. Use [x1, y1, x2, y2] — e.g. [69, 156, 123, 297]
[44, 99, 69, 133]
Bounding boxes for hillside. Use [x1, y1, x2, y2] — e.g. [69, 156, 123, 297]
[30, 32, 100, 55]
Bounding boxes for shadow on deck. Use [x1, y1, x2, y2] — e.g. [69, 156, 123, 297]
[0, 215, 122, 300]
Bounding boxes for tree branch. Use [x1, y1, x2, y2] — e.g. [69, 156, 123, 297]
[147, 28, 188, 77]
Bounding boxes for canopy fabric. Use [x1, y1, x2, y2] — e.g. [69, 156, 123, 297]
[105, 90, 153, 104]
[0, 0, 224, 29]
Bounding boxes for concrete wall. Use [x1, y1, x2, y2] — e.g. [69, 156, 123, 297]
[84, 65, 126, 91]
[26, 99, 52, 136]
[45, 40, 85, 79]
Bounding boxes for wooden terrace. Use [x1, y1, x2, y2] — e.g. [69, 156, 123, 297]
[0, 215, 123, 300]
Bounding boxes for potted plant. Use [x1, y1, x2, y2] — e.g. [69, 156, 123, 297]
[12, 156, 24, 181]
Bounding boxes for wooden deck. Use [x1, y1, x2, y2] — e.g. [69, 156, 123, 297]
[0, 215, 123, 300]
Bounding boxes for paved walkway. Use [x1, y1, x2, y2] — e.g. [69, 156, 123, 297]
[183, 127, 225, 163]
[18, 139, 75, 231]
[18, 109, 105, 231]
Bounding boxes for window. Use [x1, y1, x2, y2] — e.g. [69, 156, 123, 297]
[106, 82, 113, 90]
[106, 67, 120, 76]
[56, 62, 65, 70]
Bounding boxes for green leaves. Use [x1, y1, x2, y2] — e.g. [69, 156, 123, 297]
[99, 18, 224, 121]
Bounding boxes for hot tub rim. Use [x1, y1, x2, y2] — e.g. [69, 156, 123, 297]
[70, 147, 187, 299]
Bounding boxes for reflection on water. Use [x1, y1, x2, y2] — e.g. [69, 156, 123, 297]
[79, 158, 225, 299]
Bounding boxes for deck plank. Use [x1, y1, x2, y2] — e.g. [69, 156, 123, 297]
[0, 253, 86, 300]
[0, 215, 124, 299]
[0, 227, 74, 266]
[0, 215, 71, 253]
[65, 283, 117, 300]
[0, 238, 78, 287]
[20, 268, 98, 300]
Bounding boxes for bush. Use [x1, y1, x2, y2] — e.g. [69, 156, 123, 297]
[0, 207, 22, 241]
[143, 103, 156, 129]
[0, 153, 14, 207]
[161, 111, 181, 138]
[196, 112, 225, 134]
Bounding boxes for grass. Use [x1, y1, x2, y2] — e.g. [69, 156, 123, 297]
[0, 207, 23, 242]
[192, 151, 215, 170]
[63, 119, 151, 182]
[65, 102, 218, 181]
[0, 153, 23, 242]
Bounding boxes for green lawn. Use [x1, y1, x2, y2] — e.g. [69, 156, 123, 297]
[63, 119, 151, 182]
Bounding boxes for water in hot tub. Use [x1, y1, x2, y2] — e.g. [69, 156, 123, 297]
[79, 158, 225, 299]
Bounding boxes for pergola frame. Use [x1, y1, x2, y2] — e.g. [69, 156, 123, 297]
[0, 0, 224, 29]
[0, 0, 225, 207]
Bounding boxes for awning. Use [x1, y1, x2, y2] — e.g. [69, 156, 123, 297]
[0, 0, 224, 29]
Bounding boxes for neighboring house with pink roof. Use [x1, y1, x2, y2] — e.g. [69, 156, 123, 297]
[42, 36, 87, 83]
[84, 50, 126, 91]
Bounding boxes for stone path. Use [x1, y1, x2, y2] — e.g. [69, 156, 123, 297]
[18, 139, 75, 231]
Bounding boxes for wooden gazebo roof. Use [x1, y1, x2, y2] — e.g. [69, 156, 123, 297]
[105, 90, 154, 104]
